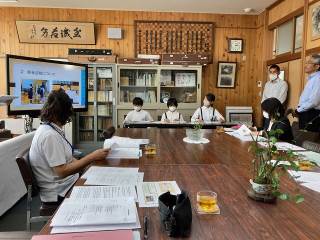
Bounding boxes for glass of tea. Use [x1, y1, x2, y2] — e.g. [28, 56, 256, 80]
[196, 191, 219, 214]
[144, 144, 157, 155]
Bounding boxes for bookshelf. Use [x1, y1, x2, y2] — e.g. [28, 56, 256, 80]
[76, 64, 116, 148]
[117, 65, 202, 126]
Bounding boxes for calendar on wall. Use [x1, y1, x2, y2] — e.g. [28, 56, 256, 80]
[134, 21, 214, 56]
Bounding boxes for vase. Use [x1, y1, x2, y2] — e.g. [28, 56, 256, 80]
[186, 129, 203, 141]
[249, 179, 272, 195]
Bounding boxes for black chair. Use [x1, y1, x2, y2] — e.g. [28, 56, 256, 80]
[15, 149, 54, 231]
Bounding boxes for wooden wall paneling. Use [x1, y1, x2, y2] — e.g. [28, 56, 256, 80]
[0, 7, 262, 121]
[268, 0, 305, 26]
[287, 59, 303, 110]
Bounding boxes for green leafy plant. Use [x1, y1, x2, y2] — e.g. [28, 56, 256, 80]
[193, 121, 203, 130]
[249, 129, 304, 203]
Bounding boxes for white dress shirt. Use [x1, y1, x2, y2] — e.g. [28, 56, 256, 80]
[29, 123, 78, 202]
[123, 109, 153, 123]
[297, 71, 320, 112]
[161, 111, 185, 122]
[191, 106, 225, 122]
[261, 78, 288, 104]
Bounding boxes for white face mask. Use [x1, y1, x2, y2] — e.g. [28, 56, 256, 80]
[269, 73, 278, 81]
[203, 99, 211, 107]
[134, 106, 141, 112]
[262, 111, 269, 119]
[169, 106, 176, 112]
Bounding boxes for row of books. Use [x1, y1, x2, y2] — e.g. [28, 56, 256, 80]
[79, 117, 94, 130]
[80, 105, 94, 116]
[120, 73, 156, 86]
[98, 105, 113, 116]
[120, 90, 157, 103]
[79, 131, 94, 141]
[98, 117, 113, 131]
[88, 91, 113, 102]
[98, 78, 113, 90]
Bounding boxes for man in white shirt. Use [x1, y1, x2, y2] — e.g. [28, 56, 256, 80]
[295, 54, 320, 132]
[261, 64, 288, 104]
[191, 93, 225, 122]
[124, 97, 153, 123]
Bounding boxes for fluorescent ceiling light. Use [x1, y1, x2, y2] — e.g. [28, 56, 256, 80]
[0, 0, 18, 2]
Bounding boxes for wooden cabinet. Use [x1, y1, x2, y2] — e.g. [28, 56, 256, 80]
[116, 64, 202, 126]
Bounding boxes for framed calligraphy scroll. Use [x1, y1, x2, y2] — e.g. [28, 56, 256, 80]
[16, 21, 95, 44]
[134, 21, 214, 56]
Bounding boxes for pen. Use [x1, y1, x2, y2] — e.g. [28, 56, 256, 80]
[144, 216, 148, 240]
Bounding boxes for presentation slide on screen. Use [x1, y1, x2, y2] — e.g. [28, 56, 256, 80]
[9, 59, 86, 111]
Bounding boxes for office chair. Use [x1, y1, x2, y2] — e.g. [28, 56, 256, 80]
[15, 149, 52, 231]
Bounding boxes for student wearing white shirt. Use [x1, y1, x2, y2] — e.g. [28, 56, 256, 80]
[191, 93, 225, 122]
[124, 97, 153, 123]
[161, 98, 184, 123]
[29, 89, 109, 206]
[261, 64, 288, 104]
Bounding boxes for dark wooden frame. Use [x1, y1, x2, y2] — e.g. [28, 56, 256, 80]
[227, 38, 244, 53]
[134, 20, 214, 57]
[216, 61, 237, 89]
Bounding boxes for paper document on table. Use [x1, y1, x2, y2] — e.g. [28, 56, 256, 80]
[234, 124, 251, 136]
[85, 172, 144, 186]
[288, 170, 320, 183]
[107, 148, 142, 159]
[301, 182, 320, 193]
[51, 206, 141, 234]
[70, 186, 137, 201]
[295, 151, 320, 166]
[137, 181, 181, 207]
[51, 198, 137, 227]
[81, 166, 139, 179]
[104, 136, 149, 149]
[259, 142, 306, 151]
[31, 230, 133, 240]
[226, 131, 265, 142]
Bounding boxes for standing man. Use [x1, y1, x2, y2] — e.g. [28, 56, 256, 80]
[261, 64, 288, 104]
[296, 54, 320, 132]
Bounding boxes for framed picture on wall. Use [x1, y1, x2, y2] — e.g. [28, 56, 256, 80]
[217, 62, 237, 88]
[311, 1, 320, 41]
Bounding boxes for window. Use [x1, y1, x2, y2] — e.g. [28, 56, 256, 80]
[273, 15, 304, 56]
[276, 20, 293, 55]
[294, 15, 304, 52]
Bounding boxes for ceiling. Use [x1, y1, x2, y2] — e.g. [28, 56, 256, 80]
[0, 0, 277, 15]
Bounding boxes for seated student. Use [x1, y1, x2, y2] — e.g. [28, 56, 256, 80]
[161, 97, 185, 123]
[191, 93, 225, 122]
[124, 97, 153, 123]
[261, 97, 293, 142]
[29, 89, 109, 205]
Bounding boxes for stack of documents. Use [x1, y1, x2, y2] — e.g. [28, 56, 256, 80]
[288, 170, 320, 193]
[82, 166, 144, 187]
[259, 142, 306, 151]
[50, 198, 140, 234]
[104, 136, 149, 159]
[137, 181, 181, 207]
[32, 230, 136, 240]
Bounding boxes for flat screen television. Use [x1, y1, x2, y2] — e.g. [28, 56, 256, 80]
[7, 55, 88, 116]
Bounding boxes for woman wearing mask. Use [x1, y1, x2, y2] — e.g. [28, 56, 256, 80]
[191, 93, 225, 123]
[261, 97, 293, 142]
[29, 89, 109, 207]
[161, 97, 184, 123]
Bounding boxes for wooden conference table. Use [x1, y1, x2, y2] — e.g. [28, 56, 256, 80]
[40, 128, 320, 239]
